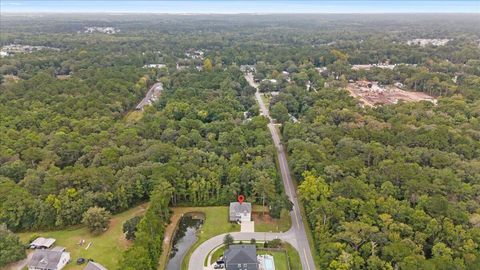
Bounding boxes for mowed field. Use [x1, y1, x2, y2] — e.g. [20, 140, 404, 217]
[16, 203, 148, 270]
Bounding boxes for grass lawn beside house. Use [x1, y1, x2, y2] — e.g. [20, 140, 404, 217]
[17, 203, 148, 270]
[252, 205, 291, 232]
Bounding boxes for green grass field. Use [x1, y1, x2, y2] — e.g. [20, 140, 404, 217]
[252, 205, 292, 233]
[17, 204, 148, 270]
[180, 206, 240, 270]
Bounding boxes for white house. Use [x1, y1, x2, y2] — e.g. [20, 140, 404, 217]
[28, 248, 70, 270]
[229, 202, 252, 222]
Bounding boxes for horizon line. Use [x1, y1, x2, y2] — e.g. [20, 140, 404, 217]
[2, 11, 479, 15]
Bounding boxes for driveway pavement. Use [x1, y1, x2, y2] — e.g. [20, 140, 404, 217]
[241, 221, 255, 232]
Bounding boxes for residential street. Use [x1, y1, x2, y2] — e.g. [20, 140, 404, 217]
[188, 74, 316, 270]
[246, 73, 316, 270]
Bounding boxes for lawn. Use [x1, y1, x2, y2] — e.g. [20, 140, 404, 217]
[179, 206, 240, 270]
[284, 242, 302, 270]
[17, 203, 148, 270]
[258, 251, 289, 270]
[252, 210, 292, 232]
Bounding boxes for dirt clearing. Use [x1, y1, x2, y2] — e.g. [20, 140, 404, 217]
[347, 81, 436, 106]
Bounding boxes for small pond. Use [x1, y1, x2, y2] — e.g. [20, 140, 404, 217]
[166, 212, 205, 270]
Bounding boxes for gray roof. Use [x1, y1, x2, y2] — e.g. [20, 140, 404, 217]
[229, 202, 251, 217]
[28, 250, 64, 269]
[224, 244, 257, 264]
[84, 261, 108, 270]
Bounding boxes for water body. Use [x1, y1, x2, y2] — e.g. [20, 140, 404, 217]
[166, 212, 205, 270]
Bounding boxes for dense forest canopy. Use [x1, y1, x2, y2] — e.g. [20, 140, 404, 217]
[0, 13, 479, 269]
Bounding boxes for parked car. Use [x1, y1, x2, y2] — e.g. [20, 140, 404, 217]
[214, 264, 224, 269]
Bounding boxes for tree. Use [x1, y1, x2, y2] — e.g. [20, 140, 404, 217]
[252, 172, 275, 216]
[123, 216, 142, 240]
[335, 222, 379, 251]
[0, 224, 26, 267]
[204, 58, 213, 72]
[223, 234, 234, 247]
[270, 102, 289, 124]
[82, 207, 111, 235]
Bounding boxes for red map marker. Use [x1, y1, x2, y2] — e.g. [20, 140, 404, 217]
[237, 195, 245, 204]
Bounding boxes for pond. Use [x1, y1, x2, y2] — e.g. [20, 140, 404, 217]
[166, 212, 205, 270]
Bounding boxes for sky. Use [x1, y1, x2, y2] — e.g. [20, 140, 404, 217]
[1, 0, 479, 14]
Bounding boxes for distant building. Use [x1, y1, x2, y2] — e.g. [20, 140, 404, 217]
[84, 261, 108, 270]
[143, 64, 166, 69]
[240, 65, 256, 73]
[224, 245, 258, 270]
[229, 202, 252, 222]
[30, 237, 56, 249]
[28, 248, 70, 270]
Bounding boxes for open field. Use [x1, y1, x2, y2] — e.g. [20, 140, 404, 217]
[347, 81, 436, 106]
[16, 203, 148, 270]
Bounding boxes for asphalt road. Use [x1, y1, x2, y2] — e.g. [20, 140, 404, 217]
[246, 73, 316, 270]
[188, 74, 316, 270]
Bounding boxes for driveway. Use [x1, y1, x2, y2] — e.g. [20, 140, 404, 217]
[240, 221, 255, 232]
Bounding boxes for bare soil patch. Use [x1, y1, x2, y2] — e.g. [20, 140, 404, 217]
[347, 81, 436, 106]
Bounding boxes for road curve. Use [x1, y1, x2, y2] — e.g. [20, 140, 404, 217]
[188, 74, 316, 270]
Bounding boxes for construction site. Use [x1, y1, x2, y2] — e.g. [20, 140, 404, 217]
[347, 81, 437, 107]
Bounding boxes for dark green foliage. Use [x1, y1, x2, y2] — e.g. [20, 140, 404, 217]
[82, 207, 111, 235]
[0, 224, 26, 267]
[123, 216, 142, 241]
[223, 234, 234, 247]
[119, 181, 173, 270]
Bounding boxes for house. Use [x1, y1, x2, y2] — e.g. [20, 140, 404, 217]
[30, 237, 56, 249]
[224, 244, 258, 270]
[28, 248, 70, 270]
[229, 202, 252, 222]
[84, 261, 108, 270]
[143, 64, 166, 69]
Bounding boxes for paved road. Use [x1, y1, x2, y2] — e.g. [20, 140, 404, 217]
[246, 73, 315, 270]
[135, 82, 163, 110]
[188, 74, 316, 270]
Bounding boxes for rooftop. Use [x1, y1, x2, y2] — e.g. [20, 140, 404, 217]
[224, 244, 257, 265]
[28, 249, 67, 269]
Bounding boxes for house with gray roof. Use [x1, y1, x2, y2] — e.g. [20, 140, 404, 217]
[224, 244, 258, 270]
[229, 202, 252, 222]
[28, 248, 70, 270]
[84, 261, 108, 270]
